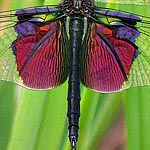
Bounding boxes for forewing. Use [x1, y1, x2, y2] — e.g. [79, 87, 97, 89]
[0, 7, 69, 89]
[81, 10, 150, 92]
[96, 0, 146, 5]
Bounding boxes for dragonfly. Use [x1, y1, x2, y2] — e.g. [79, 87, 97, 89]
[0, 0, 150, 149]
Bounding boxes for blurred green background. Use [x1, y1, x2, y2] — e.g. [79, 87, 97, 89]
[0, 0, 150, 150]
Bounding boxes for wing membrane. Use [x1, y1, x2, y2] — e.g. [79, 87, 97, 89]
[96, 0, 149, 5]
[81, 8, 150, 92]
[0, 7, 69, 89]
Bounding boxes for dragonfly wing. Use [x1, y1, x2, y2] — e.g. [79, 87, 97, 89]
[81, 12, 150, 92]
[126, 16, 150, 88]
[82, 23, 130, 92]
[0, 11, 19, 84]
[0, 7, 69, 89]
[97, 0, 146, 5]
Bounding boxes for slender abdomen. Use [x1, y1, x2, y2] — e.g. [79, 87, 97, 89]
[67, 14, 84, 148]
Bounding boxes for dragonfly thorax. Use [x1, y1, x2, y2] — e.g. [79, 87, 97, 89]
[62, 0, 94, 16]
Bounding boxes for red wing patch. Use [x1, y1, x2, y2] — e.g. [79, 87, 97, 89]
[13, 21, 68, 89]
[81, 23, 139, 92]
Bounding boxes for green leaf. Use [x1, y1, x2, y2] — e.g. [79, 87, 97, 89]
[0, 1, 150, 150]
[0, 82, 16, 150]
[124, 87, 150, 150]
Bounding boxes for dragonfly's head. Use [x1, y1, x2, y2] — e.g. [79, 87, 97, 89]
[62, 0, 94, 9]
[73, 0, 94, 9]
[61, 0, 94, 16]
[62, 0, 82, 9]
